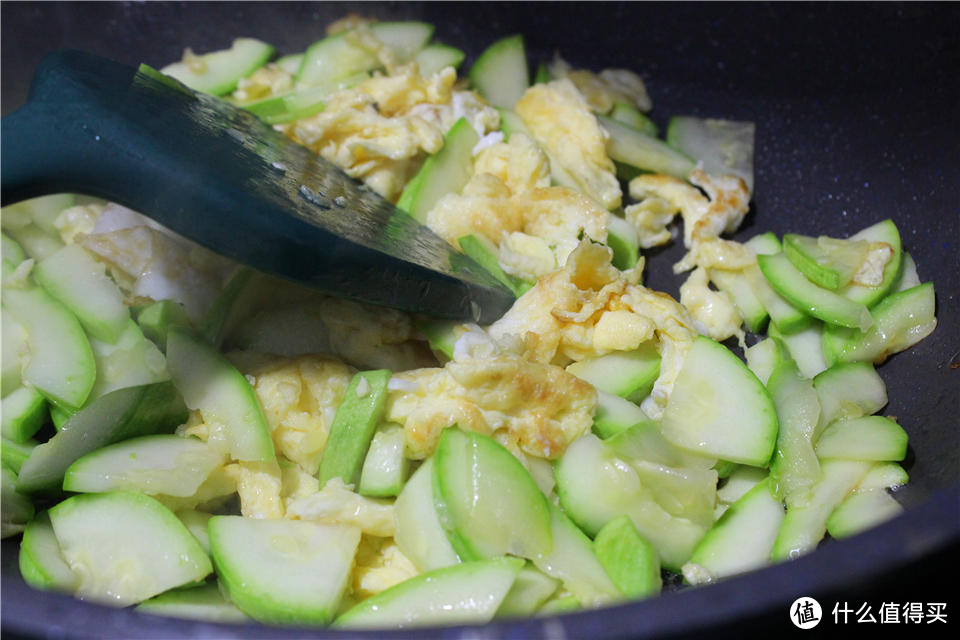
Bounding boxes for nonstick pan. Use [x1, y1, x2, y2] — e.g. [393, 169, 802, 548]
[2, 2, 958, 638]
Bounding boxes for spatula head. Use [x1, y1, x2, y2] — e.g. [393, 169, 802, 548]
[1, 50, 515, 323]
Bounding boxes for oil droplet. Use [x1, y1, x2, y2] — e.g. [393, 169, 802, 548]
[333, 195, 347, 208]
[298, 185, 331, 210]
[270, 161, 287, 173]
[470, 300, 483, 324]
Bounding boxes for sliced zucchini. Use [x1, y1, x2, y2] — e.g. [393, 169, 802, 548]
[3, 285, 96, 411]
[814, 416, 908, 462]
[531, 503, 620, 607]
[5, 224, 64, 261]
[136, 581, 248, 623]
[606, 418, 714, 470]
[415, 318, 457, 361]
[2, 465, 33, 537]
[2, 232, 27, 267]
[244, 84, 329, 125]
[63, 434, 224, 496]
[834, 282, 936, 365]
[565, 342, 660, 404]
[1, 437, 36, 474]
[772, 459, 871, 560]
[685, 477, 783, 583]
[1, 307, 27, 396]
[894, 252, 920, 292]
[610, 103, 658, 137]
[717, 465, 768, 504]
[495, 564, 560, 618]
[783, 233, 872, 290]
[660, 336, 778, 467]
[744, 337, 785, 386]
[166, 327, 274, 463]
[415, 43, 465, 76]
[826, 488, 903, 539]
[2, 194, 75, 236]
[767, 319, 828, 379]
[593, 515, 661, 599]
[18, 511, 78, 593]
[33, 245, 129, 344]
[336, 557, 523, 629]
[606, 213, 641, 270]
[812, 362, 887, 435]
[318, 370, 392, 489]
[592, 390, 649, 440]
[1, 386, 47, 443]
[767, 359, 821, 504]
[88, 320, 169, 400]
[433, 427, 551, 560]
[666, 117, 755, 193]
[835, 219, 902, 308]
[161, 38, 275, 96]
[554, 433, 707, 570]
[710, 268, 768, 333]
[598, 115, 695, 180]
[358, 423, 409, 497]
[210, 516, 361, 625]
[136, 299, 190, 350]
[758, 252, 873, 330]
[458, 234, 532, 298]
[393, 457, 460, 572]
[469, 35, 529, 109]
[49, 492, 211, 605]
[275, 53, 303, 75]
[17, 382, 188, 494]
[856, 462, 908, 492]
[397, 118, 478, 222]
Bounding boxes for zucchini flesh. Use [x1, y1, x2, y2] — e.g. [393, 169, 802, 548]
[606, 213, 640, 270]
[592, 390, 649, 440]
[2, 232, 27, 267]
[17, 382, 187, 494]
[835, 219, 903, 308]
[758, 252, 873, 331]
[826, 488, 903, 539]
[531, 503, 620, 607]
[5, 224, 64, 261]
[598, 115, 695, 180]
[335, 557, 523, 629]
[565, 343, 660, 403]
[49, 492, 211, 605]
[457, 234, 532, 298]
[393, 457, 460, 572]
[593, 515, 661, 599]
[358, 423, 409, 497]
[136, 581, 248, 623]
[2, 194, 75, 236]
[610, 103, 658, 137]
[1, 437, 37, 474]
[19, 511, 79, 593]
[63, 434, 224, 496]
[710, 268, 768, 333]
[666, 117, 755, 193]
[3, 285, 96, 411]
[660, 336, 778, 467]
[210, 516, 360, 625]
[1, 307, 26, 396]
[1, 386, 47, 443]
[415, 44, 465, 76]
[469, 35, 529, 109]
[161, 38, 275, 96]
[814, 416, 908, 462]
[495, 564, 560, 618]
[772, 459, 871, 560]
[397, 118, 478, 222]
[433, 428, 551, 560]
[33, 244, 129, 344]
[685, 478, 784, 583]
[767, 319, 828, 379]
[767, 360, 821, 505]
[856, 462, 908, 492]
[166, 327, 275, 462]
[836, 282, 936, 365]
[744, 338, 785, 386]
[783, 233, 870, 290]
[813, 362, 887, 436]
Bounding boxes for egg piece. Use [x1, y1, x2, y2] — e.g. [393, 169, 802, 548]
[548, 54, 653, 113]
[473, 132, 551, 194]
[498, 231, 557, 280]
[290, 65, 498, 200]
[852, 242, 894, 286]
[230, 63, 294, 104]
[489, 241, 699, 418]
[224, 460, 285, 519]
[351, 535, 420, 601]
[385, 353, 597, 460]
[679, 267, 745, 344]
[54, 203, 104, 245]
[515, 79, 622, 210]
[76, 204, 234, 321]
[243, 355, 354, 475]
[285, 477, 395, 537]
[627, 170, 751, 273]
[624, 195, 678, 249]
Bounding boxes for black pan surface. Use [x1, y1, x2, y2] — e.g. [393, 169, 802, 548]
[2, 2, 958, 638]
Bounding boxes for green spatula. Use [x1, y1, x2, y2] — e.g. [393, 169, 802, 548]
[0, 50, 514, 323]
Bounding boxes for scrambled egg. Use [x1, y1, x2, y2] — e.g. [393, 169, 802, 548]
[515, 79, 622, 210]
[679, 267, 744, 344]
[350, 535, 420, 600]
[385, 352, 597, 460]
[243, 355, 354, 474]
[231, 63, 294, 104]
[548, 54, 653, 113]
[285, 477, 395, 537]
[489, 241, 699, 418]
[290, 64, 498, 200]
[75, 204, 234, 321]
[625, 170, 751, 273]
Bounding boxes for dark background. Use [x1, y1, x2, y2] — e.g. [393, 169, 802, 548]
[2, 2, 958, 639]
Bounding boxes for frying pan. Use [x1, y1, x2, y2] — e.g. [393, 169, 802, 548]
[2, 2, 958, 638]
